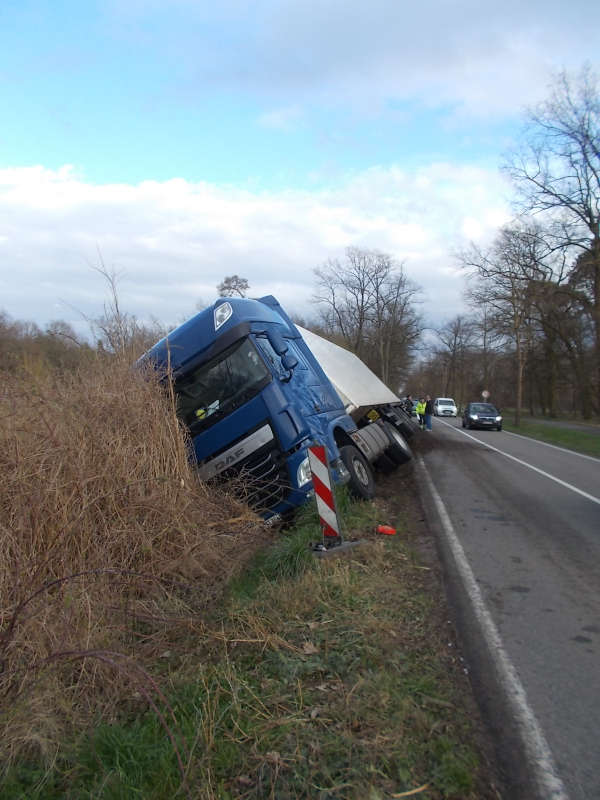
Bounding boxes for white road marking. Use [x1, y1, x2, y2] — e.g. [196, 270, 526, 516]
[416, 455, 570, 800]
[437, 420, 600, 507]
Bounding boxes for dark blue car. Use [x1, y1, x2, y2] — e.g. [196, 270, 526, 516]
[462, 402, 502, 431]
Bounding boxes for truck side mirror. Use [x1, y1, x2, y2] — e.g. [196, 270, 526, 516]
[267, 329, 288, 355]
[281, 353, 298, 372]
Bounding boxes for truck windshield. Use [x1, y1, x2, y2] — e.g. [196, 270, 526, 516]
[174, 337, 271, 432]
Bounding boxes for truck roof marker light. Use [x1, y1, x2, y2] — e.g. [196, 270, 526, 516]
[214, 302, 233, 331]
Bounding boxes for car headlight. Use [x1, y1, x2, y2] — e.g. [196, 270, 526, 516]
[470, 414, 478, 420]
[495, 416, 502, 422]
[297, 456, 312, 488]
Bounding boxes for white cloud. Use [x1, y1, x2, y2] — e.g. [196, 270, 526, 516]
[0, 163, 511, 335]
[108, 0, 600, 117]
[257, 105, 304, 131]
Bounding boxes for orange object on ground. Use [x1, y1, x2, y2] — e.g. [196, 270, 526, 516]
[376, 524, 397, 535]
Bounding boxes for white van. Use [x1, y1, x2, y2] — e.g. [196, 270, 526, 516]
[434, 397, 457, 417]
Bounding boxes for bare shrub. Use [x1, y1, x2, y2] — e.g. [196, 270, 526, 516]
[0, 355, 271, 763]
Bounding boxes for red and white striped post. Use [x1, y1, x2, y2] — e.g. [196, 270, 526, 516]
[307, 444, 342, 545]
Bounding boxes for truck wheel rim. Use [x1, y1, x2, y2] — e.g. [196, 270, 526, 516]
[353, 458, 370, 486]
[390, 429, 407, 449]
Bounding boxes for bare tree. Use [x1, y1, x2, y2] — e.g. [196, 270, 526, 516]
[503, 65, 600, 411]
[314, 247, 390, 357]
[313, 246, 422, 388]
[91, 261, 166, 358]
[217, 275, 250, 298]
[369, 269, 422, 387]
[435, 315, 476, 402]
[469, 299, 506, 400]
[461, 224, 551, 424]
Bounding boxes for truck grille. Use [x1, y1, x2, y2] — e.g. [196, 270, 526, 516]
[218, 442, 291, 514]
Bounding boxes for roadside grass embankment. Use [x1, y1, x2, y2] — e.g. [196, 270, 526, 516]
[2, 358, 500, 799]
[502, 418, 600, 459]
[0, 355, 271, 785]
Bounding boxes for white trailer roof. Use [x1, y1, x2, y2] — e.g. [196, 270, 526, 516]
[296, 326, 400, 416]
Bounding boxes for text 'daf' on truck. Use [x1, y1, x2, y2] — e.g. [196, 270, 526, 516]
[139, 295, 416, 523]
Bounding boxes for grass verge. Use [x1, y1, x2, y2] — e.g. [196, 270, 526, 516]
[3, 485, 501, 800]
[502, 420, 600, 458]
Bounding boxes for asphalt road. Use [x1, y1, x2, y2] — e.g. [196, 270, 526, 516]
[417, 418, 600, 800]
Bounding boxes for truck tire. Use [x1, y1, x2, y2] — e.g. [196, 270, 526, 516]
[340, 445, 376, 500]
[393, 410, 417, 438]
[396, 420, 416, 439]
[383, 423, 412, 465]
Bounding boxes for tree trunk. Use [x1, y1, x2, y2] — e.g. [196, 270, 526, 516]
[515, 335, 524, 426]
[593, 236, 600, 417]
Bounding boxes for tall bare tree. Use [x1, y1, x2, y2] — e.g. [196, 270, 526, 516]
[435, 315, 476, 401]
[461, 224, 551, 424]
[503, 65, 600, 411]
[313, 247, 422, 389]
[313, 247, 390, 358]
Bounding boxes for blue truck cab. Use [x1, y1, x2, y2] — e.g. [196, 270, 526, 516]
[141, 295, 362, 520]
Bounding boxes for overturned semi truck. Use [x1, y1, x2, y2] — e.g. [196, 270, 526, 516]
[139, 295, 416, 522]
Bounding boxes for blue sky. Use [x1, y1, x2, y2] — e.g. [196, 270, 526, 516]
[1, 0, 599, 338]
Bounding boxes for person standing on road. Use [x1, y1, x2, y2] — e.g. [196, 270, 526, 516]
[424, 395, 433, 431]
[415, 397, 426, 430]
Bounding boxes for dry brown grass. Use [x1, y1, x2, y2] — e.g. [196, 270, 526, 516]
[0, 355, 272, 765]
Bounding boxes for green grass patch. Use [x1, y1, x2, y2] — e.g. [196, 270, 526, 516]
[3, 492, 494, 799]
[503, 420, 600, 458]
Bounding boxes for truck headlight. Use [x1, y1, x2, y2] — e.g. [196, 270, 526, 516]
[297, 456, 312, 488]
[470, 414, 478, 420]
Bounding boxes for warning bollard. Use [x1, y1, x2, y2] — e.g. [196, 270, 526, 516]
[307, 444, 365, 558]
[307, 444, 342, 542]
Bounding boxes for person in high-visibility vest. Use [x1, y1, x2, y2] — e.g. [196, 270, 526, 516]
[415, 397, 426, 430]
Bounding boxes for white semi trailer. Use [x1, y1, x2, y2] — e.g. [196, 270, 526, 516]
[297, 326, 415, 473]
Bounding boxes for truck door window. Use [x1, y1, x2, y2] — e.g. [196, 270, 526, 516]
[174, 338, 271, 431]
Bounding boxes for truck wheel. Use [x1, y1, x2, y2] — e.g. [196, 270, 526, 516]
[383, 423, 412, 465]
[340, 445, 376, 500]
[391, 410, 416, 439]
[396, 418, 416, 439]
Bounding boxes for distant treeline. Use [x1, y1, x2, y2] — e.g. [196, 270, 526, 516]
[0, 308, 165, 373]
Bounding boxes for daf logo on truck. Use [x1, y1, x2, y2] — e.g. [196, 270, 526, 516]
[214, 447, 245, 472]
[197, 424, 274, 481]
